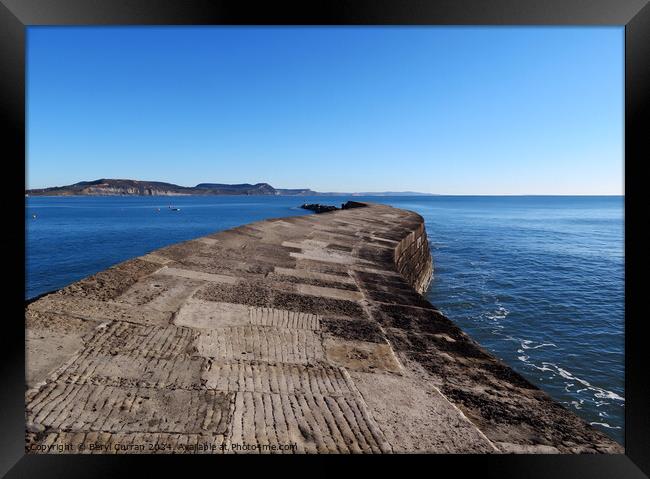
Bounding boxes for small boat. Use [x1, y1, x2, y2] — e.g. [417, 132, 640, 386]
[32, 214, 37, 219]
[171, 207, 181, 211]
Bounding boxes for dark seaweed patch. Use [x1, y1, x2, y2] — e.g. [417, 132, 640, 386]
[322, 317, 386, 344]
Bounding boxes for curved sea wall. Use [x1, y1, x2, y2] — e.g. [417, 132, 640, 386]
[25, 202, 621, 454]
[394, 217, 433, 295]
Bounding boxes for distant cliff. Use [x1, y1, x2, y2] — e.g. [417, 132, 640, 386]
[26, 178, 436, 197]
[26, 179, 320, 197]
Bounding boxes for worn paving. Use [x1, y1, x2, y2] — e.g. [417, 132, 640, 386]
[25, 203, 622, 454]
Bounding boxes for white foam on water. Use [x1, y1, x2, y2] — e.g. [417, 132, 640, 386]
[521, 340, 557, 350]
[590, 422, 621, 430]
[486, 305, 509, 321]
[530, 362, 625, 402]
[502, 336, 557, 354]
[516, 347, 529, 362]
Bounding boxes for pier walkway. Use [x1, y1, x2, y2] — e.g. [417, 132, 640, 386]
[25, 203, 621, 453]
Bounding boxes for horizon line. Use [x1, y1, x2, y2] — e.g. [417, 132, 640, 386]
[25, 192, 625, 197]
[24, 178, 624, 197]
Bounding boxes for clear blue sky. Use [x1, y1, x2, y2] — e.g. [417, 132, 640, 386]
[27, 27, 623, 194]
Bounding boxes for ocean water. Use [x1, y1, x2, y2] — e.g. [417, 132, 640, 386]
[25, 195, 624, 443]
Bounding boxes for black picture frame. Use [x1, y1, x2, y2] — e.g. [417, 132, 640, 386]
[1, 0, 648, 476]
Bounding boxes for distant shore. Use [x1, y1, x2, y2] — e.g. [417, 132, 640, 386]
[25, 178, 436, 198]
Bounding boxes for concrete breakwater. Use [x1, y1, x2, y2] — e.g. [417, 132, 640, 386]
[24, 202, 621, 454]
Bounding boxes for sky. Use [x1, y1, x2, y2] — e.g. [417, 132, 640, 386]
[27, 27, 624, 195]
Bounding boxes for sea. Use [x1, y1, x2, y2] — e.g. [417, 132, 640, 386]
[25, 195, 625, 443]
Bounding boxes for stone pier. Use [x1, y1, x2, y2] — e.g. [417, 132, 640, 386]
[25, 202, 622, 454]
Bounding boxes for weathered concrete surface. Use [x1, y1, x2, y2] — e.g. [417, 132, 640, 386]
[25, 203, 622, 454]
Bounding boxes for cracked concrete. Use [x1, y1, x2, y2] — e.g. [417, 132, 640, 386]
[25, 202, 622, 454]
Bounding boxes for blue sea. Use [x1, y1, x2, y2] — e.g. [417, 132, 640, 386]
[25, 195, 625, 443]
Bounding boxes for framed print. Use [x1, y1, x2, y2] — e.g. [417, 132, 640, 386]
[1, 0, 648, 477]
